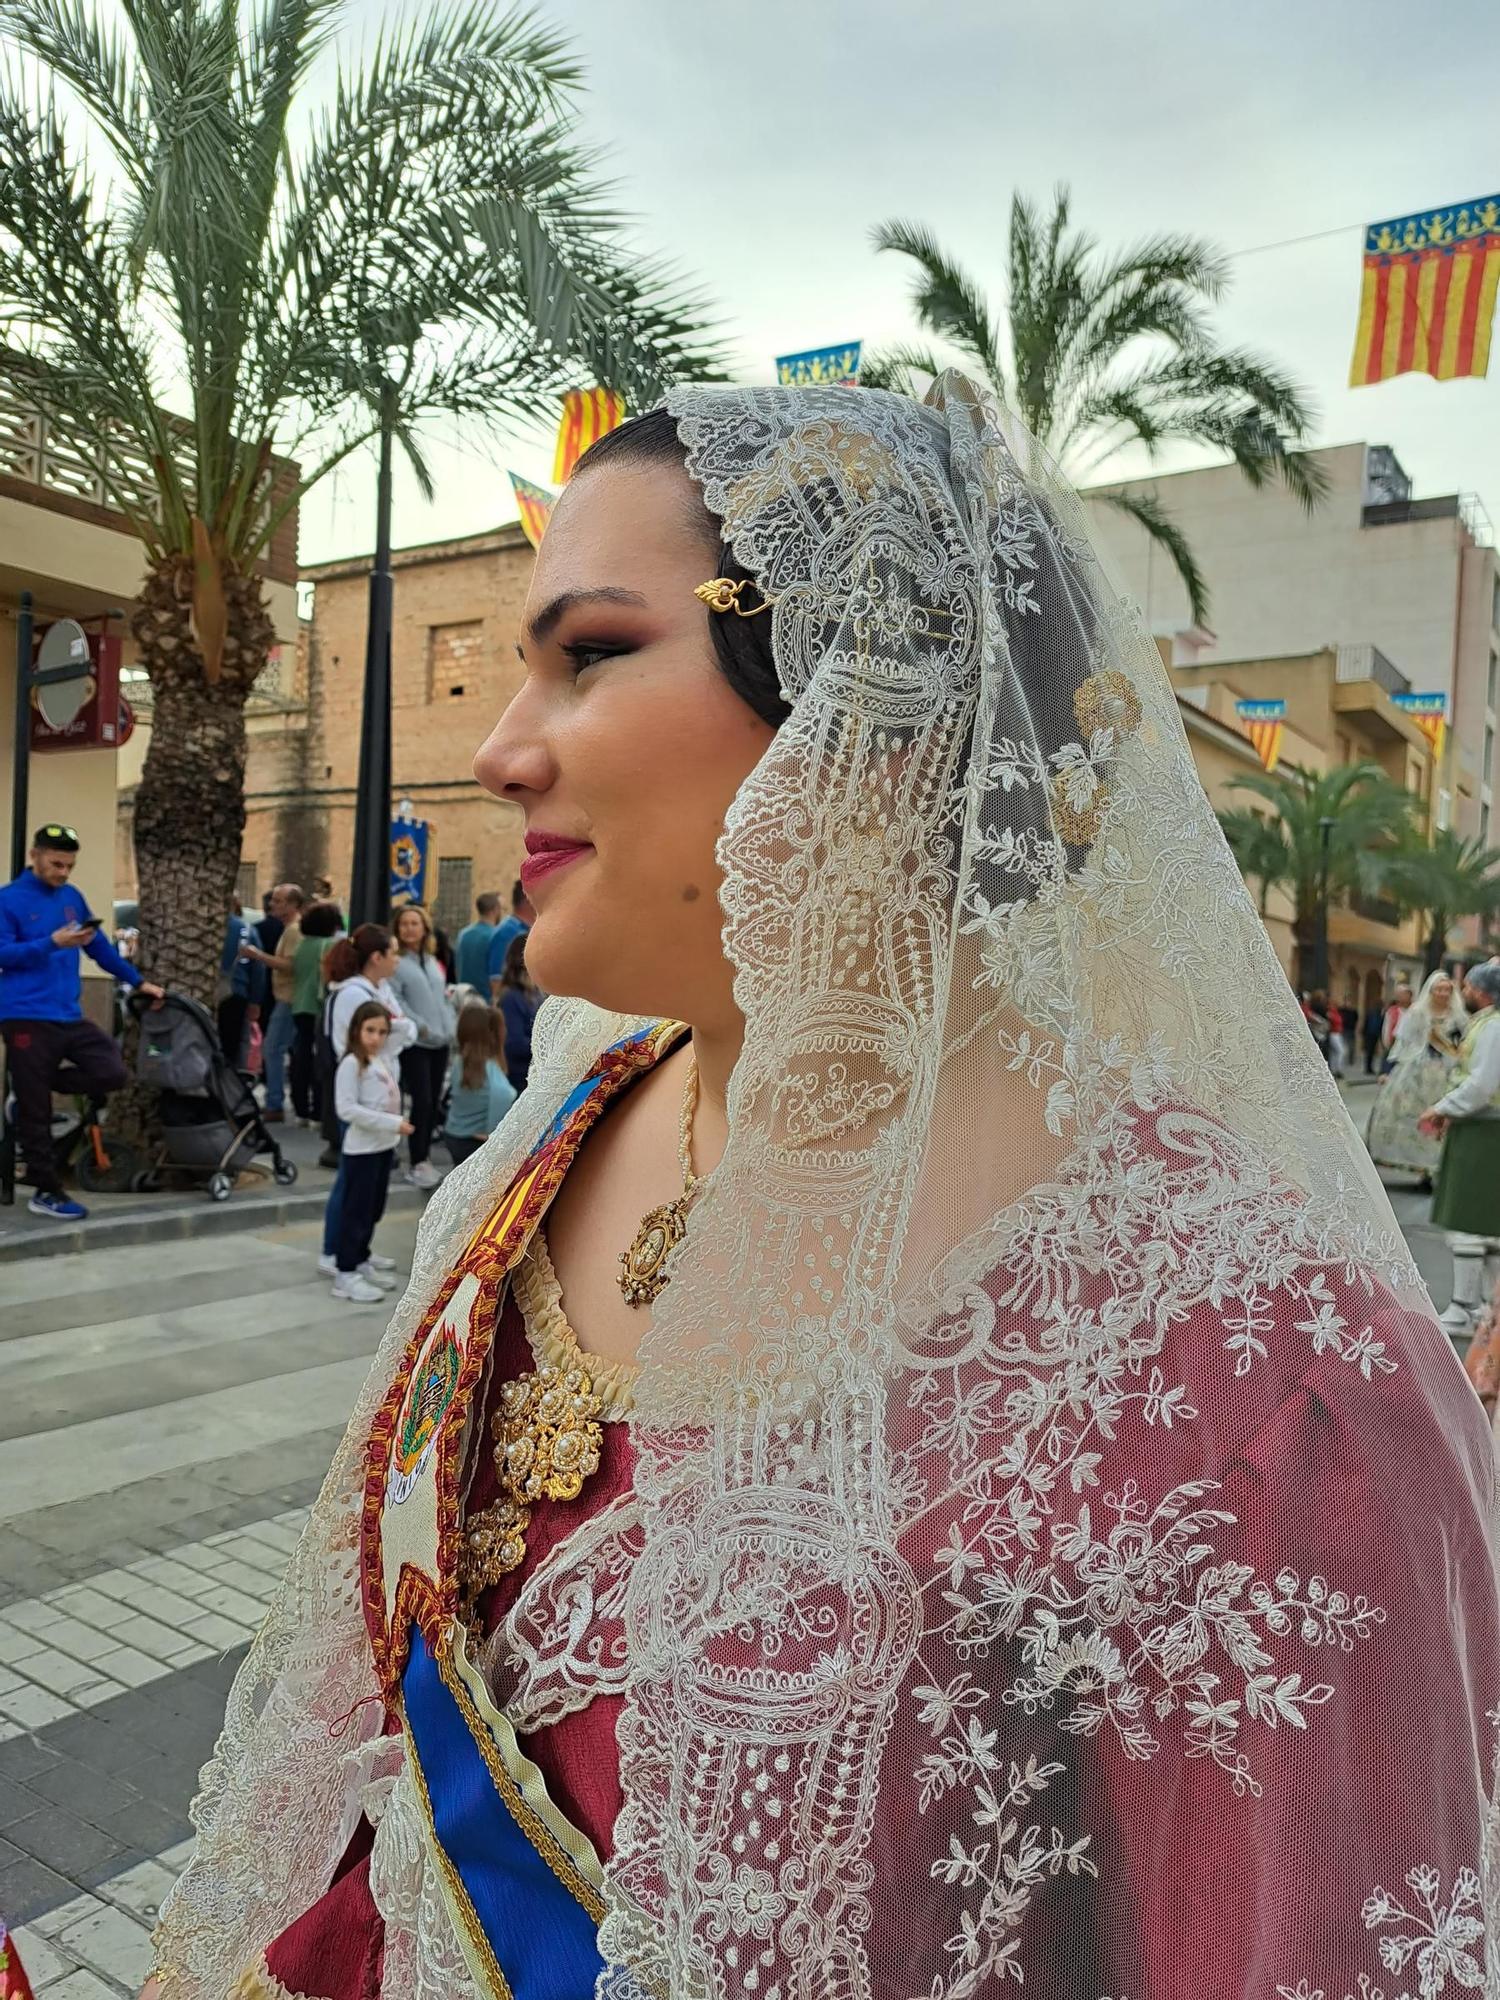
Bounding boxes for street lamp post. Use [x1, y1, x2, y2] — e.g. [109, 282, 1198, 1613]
[1313, 814, 1336, 996]
[348, 377, 398, 930]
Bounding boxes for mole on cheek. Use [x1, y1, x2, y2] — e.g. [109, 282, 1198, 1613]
[681, 884, 701, 903]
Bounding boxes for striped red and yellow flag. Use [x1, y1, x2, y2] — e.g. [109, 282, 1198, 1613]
[553, 387, 626, 484]
[1245, 719, 1284, 772]
[1350, 196, 1500, 386]
[509, 472, 555, 551]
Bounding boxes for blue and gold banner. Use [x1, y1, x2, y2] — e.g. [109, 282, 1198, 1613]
[389, 817, 430, 907]
[774, 341, 862, 388]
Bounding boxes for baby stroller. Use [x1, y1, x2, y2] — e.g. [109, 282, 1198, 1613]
[131, 991, 297, 1201]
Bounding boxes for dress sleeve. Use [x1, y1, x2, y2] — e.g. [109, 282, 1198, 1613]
[1088, 1330, 1499, 1996]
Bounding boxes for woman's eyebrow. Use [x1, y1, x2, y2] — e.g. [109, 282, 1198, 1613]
[526, 586, 648, 650]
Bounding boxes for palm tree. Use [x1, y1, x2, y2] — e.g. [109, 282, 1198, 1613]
[1383, 827, 1500, 975]
[1218, 763, 1418, 989]
[0, 0, 718, 1008]
[863, 188, 1325, 623]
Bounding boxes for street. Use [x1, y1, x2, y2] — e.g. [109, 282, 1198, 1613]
[0, 1093, 1452, 1993]
[0, 1210, 420, 1995]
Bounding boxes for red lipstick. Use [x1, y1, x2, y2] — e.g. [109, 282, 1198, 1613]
[520, 829, 594, 893]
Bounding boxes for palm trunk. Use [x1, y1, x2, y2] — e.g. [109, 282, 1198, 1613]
[110, 554, 274, 1139]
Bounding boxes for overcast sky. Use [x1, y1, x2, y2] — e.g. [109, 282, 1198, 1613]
[304, 0, 1500, 564]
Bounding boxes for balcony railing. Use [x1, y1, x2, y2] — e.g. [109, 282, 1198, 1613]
[0, 366, 170, 522]
[1351, 891, 1404, 928]
[0, 353, 298, 584]
[1335, 643, 1411, 699]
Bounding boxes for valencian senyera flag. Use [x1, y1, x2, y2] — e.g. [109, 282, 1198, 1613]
[1235, 697, 1287, 772]
[1350, 195, 1500, 386]
[553, 388, 625, 485]
[509, 472, 555, 551]
[1391, 690, 1449, 762]
[774, 341, 863, 388]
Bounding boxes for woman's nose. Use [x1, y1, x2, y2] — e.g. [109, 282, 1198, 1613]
[473, 684, 554, 800]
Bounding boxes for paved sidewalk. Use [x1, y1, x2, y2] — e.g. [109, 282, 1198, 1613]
[0, 1206, 423, 1995]
[0, 1119, 421, 1263]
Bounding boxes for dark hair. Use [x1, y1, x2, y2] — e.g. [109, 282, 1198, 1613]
[500, 932, 533, 992]
[476, 891, 501, 918]
[32, 823, 80, 853]
[509, 878, 528, 909]
[572, 407, 792, 728]
[325, 922, 392, 984]
[345, 999, 392, 1066]
[300, 899, 341, 939]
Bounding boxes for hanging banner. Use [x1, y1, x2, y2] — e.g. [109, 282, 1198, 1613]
[1235, 697, 1286, 772]
[1350, 195, 1500, 386]
[774, 341, 863, 389]
[389, 817, 431, 908]
[1390, 690, 1449, 760]
[553, 387, 625, 484]
[509, 472, 555, 551]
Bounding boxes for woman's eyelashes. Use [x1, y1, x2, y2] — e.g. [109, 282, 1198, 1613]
[560, 638, 634, 675]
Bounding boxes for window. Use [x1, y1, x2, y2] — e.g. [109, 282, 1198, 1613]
[1493, 572, 1500, 634]
[1490, 648, 1499, 714]
[1487, 724, 1496, 783]
[426, 621, 485, 701]
[1482, 802, 1492, 844]
[434, 855, 472, 938]
[235, 861, 259, 910]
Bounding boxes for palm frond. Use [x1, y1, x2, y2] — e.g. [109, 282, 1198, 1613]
[1099, 488, 1209, 625]
[857, 341, 949, 397]
[872, 217, 1005, 392]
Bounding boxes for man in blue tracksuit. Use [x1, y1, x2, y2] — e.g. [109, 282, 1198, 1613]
[0, 823, 163, 1220]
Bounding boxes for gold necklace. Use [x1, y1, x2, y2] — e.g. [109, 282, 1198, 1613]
[617, 1051, 701, 1308]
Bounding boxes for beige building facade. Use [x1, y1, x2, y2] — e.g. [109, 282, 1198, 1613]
[226, 525, 535, 935]
[1085, 441, 1500, 843]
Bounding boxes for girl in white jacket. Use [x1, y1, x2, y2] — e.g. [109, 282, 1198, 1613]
[330, 1002, 412, 1303]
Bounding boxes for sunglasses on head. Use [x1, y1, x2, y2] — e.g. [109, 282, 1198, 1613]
[36, 824, 80, 848]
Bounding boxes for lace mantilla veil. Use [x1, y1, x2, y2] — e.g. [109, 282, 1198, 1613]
[157, 378, 1500, 1999]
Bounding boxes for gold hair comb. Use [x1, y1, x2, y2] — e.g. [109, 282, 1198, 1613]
[694, 577, 774, 618]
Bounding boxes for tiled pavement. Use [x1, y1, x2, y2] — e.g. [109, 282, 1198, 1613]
[0, 1208, 422, 1996]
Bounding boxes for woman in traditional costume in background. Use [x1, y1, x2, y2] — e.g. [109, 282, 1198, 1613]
[1365, 967, 1467, 1182]
[148, 379, 1499, 2000]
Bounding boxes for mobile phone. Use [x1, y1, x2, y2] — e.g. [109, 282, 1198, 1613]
[73, 917, 103, 937]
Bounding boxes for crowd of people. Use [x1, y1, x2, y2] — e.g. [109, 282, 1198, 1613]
[224, 879, 544, 1303]
[0, 848, 543, 1269]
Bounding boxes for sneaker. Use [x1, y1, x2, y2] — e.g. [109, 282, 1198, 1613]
[29, 1189, 87, 1222]
[332, 1272, 386, 1304]
[359, 1260, 399, 1291]
[317, 1252, 337, 1276]
[263, 1108, 285, 1124]
[404, 1161, 441, 1189]
[318, 1147, 341, 1169]
[365, 1252, 398, 1271]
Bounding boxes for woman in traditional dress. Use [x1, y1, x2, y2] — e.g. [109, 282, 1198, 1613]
[1365, 967, 1467, 1182]
[146, 380, 1500, 2000]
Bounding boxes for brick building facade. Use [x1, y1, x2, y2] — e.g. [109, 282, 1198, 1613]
[232, 524, 535, 935]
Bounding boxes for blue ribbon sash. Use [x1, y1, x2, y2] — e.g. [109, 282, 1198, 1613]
[403, 1625, 606, 2000]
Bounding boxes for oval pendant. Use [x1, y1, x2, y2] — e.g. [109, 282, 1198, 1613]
[619, 1197, 690, 1307]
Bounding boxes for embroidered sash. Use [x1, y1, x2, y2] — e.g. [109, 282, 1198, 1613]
[359, 1019, 685, 1997]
